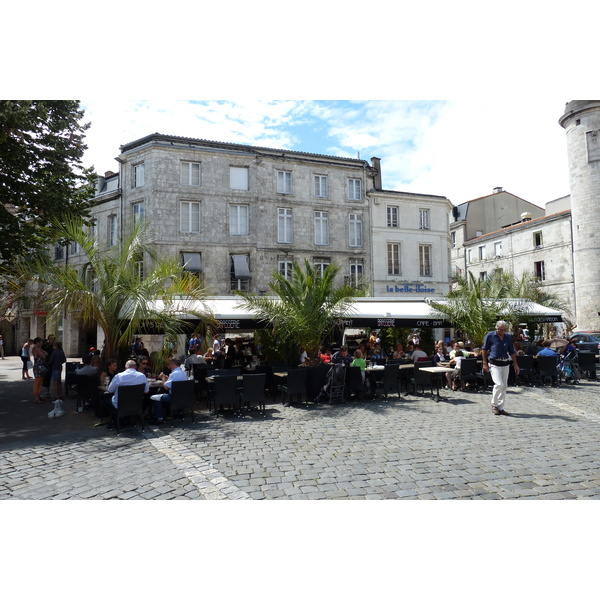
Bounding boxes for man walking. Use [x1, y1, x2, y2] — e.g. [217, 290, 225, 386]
[482, 320, 520, 416]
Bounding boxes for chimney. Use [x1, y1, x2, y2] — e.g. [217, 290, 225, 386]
[371, 157, 382, 190]
[521, 212, 532, 222]
[493, 187, 503, 193]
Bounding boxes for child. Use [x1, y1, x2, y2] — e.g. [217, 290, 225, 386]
[351, 349, 367, 380]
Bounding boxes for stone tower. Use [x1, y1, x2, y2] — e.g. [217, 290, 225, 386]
[559, 101, 600, 331]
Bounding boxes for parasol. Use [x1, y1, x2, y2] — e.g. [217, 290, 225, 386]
[549, 338, 569, 350]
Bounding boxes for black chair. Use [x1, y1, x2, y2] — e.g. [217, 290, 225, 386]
[169, 379, 196, 424]
[345, 366, 365, 401]
[306, 365, 331, 403]
[516, 354, 538, 386]
[537, 355, 560, 386]
[114, 383, 146, 434]
[382, 364, 401, 399]
[65, 362, 81, 395]
[193, 364, 212, 402]
[456, 358, 479, 391]
[239, 373, 267, 415]
[214, 368, 241, 377]
[576, 352, 597, 380]
[211, 374, 240, 415]
[279, 368, 308, 406]
[75, 372, 100, 413]
[409, 361, 434, 396]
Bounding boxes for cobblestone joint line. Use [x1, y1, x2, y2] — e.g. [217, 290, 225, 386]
[142, 427, 252, 500]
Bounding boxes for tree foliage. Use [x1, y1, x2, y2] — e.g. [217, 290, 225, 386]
[237, 260, 356, 365]
[429, 268, 572, 346]
[0, 100, 96, 263]
[2, 216, 217, 362]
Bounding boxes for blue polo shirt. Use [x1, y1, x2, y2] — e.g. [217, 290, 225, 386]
[537, 347, 557, 357]
[483, 331, 515, 360]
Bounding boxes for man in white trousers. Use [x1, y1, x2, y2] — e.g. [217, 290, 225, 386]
[482, 320, 520, 416]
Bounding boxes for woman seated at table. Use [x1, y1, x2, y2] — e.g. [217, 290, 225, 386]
[100, 359, 118, 385]
[137, 357, 153, 378]
[392, 343, 405, 359]
[370, 343, 385, 361]
[319, 347, 332, 363]
[447, 350, 464, 390]
[432, 343, 448, 365]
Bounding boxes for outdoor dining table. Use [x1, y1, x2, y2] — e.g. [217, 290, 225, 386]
[365, 365, 385, 398]
[418, 366, 456, 402]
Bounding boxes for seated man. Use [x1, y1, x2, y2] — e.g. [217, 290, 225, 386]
[150, 357, 188, 423]
[76, 354, 99, 375]
[184, 347, 207, 373]
[107, 359, 150, 422]
[411, 344, 429, 363]
[537, 340, 558, 357]
[536, 340, 558, 385]
[331, 345, 353, 366]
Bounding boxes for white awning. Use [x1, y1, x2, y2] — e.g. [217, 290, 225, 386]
[145, 297, 563, 330]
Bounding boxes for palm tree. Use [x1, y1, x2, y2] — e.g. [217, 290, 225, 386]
[429, 271, 513, 347]
[237, 259, 356, 365]
[430, 268, 572, 346]
[3, 216, 216, 362]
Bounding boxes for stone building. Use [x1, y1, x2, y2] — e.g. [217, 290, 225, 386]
[450, 188, 545, 277]
[460, 203, 575, 324]
[369, 188, 452, 297]
[31, 133, 450, 356]
[559, 100, 600, 331]
[111, 133, 377, 295]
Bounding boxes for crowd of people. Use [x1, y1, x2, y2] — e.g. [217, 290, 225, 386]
[20, 334, 67, 404]
[19, 324, 588, 422]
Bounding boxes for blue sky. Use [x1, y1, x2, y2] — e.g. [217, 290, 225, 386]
[81, 99, 571, 208]
[4, 3, 593, 211]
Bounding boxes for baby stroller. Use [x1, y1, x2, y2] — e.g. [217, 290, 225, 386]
[316, 363, 345, 404]
[558, 349, 581, 384]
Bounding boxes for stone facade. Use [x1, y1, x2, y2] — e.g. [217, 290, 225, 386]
[114, 134, 376, 295]
[461, 208, 575, 324]
[370, 189, 452, 297]
[559, 101, 600, 331]
[36, 134, 450, 355]
[450, 189, 545, 277]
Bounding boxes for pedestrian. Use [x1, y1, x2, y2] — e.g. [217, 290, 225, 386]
[48, 341, 67, 400]
[482, 320, 521, 416]
[0, 334, 4, 359]
[31, 337, 49, 404]
[20, 339, 33, 379]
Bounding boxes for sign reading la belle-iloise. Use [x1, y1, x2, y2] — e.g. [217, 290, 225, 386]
[386, 283, 436, 293]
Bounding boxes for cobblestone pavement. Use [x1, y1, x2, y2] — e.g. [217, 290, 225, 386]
[2, 353, 600, 500]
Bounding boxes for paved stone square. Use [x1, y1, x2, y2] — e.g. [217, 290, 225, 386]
[1, 356, 599, 500]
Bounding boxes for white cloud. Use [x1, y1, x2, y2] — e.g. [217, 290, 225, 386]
[81, 99, 571, 209]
